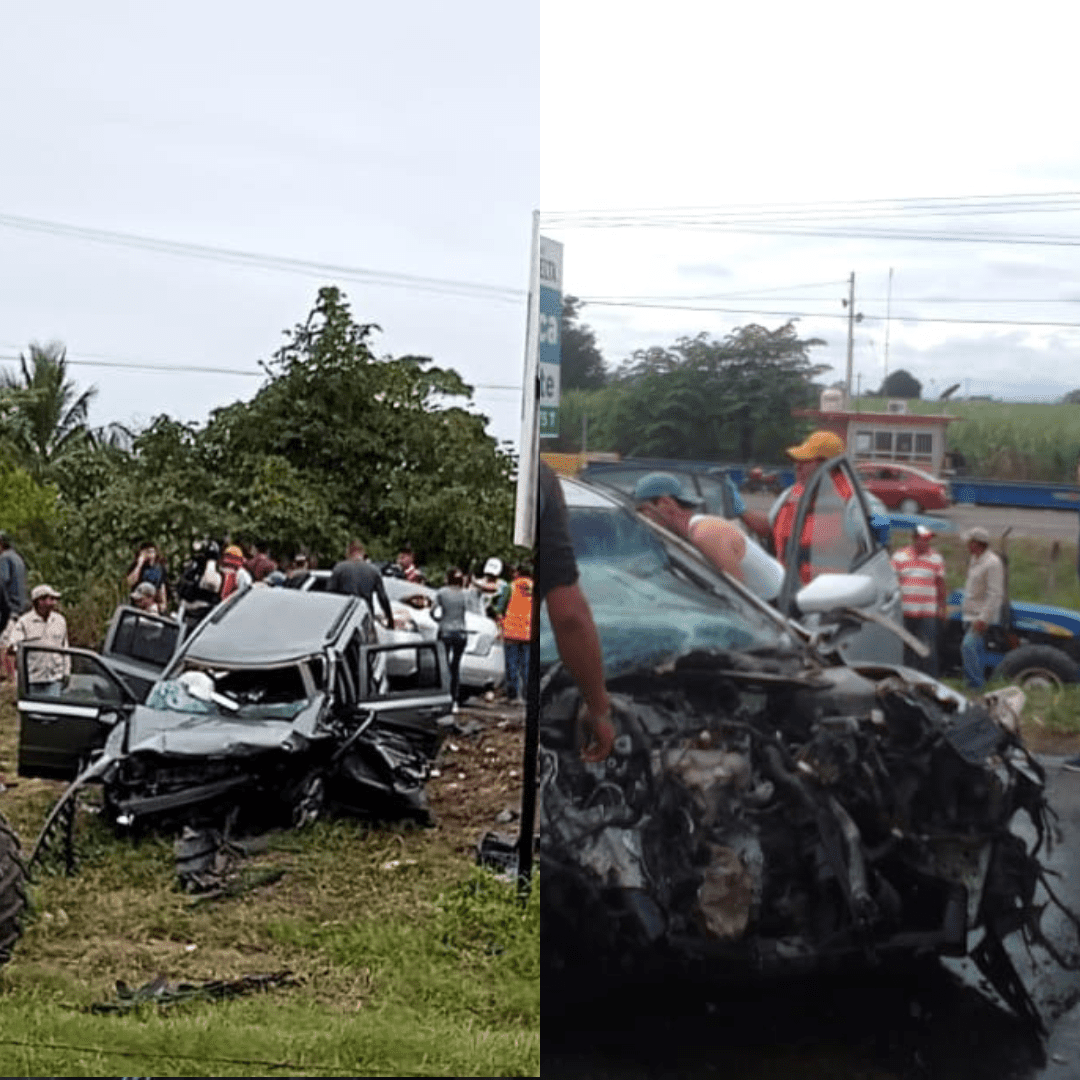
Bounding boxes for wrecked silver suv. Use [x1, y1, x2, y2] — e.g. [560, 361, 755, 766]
[17, 587, 452, 862]
[539, 478, 1070, 1030]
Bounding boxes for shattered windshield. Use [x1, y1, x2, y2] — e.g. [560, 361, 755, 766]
[146, 662, 315, 719]
[540, 498, 784, 677]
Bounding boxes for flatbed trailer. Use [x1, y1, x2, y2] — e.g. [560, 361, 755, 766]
[950, 477, 1080, 510]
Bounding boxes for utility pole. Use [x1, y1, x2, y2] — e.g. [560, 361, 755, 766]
[883, 267, 894, 383]
[843, 271, 862, 400]
[842, 272, 851, 399]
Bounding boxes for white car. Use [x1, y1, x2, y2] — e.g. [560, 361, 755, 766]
[297, 570, 424, 679]
[382, 577, 505, 699]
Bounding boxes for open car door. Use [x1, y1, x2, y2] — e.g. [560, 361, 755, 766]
[100, 605, 185, 701]
[776, 455, 904, 664]
[17, 646, 137, 781]
[355, 639, 453, 758]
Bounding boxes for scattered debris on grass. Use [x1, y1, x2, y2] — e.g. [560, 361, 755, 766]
[89, 970, 299, 1013]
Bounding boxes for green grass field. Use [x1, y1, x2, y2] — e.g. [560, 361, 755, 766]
[856, 397, 1080, 481]
[0, 815, 539, 1076]
[0, 697, 540, 1078]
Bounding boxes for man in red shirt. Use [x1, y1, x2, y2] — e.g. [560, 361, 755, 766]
[772, 430, 851, 584]
[890, 524, 947, 675]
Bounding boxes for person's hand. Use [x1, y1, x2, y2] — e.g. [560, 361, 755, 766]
[577, 703, 616, 763]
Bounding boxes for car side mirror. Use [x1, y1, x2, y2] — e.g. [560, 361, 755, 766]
[796, 572, 878, 614]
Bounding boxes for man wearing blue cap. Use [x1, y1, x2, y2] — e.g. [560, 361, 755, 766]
[634, 472, 748, 580]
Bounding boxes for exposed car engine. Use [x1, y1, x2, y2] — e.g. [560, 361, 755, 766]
[540, 651, 1070, 1030]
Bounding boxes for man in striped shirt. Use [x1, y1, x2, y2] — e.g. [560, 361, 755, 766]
[890, 525, 946, 676]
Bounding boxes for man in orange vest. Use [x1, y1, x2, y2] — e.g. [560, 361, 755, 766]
[772, 430, 852, 584]
[497, 563, 533, 703]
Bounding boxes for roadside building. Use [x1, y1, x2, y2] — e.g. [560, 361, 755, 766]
[793, 392, 958, 476]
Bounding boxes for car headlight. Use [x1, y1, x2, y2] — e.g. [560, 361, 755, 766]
[393, 615, 418, 632]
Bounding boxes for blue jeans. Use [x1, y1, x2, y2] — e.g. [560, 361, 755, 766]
[504, 640, 529, 701]
[961, 625, 989, 689]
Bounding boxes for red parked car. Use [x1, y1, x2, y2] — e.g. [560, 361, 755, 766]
[854, 461, 950, 513]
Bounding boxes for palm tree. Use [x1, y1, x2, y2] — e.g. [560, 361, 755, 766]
[0, 342, 97, 483]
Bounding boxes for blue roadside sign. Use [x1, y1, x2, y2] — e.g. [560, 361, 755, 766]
[538, 236, 562, 439]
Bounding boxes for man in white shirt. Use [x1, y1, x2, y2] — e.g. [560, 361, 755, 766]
[960, 527, 1004, 689]
[7, 583, 70, 693]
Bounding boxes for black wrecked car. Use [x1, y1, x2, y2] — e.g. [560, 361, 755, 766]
[16, 587, 453, 860]
[538, 477, 1071, 1031]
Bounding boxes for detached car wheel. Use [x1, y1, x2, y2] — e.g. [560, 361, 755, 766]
[0, 812, 28, 966]
[994, 644, 1079, 689]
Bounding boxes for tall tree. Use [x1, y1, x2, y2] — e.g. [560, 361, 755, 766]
[200, 285, 517, 567]
[876, 369, 922, 399]
[607, 321, 827, 461]
[0, 342, 97, 484]
[560, 295, 608, 390]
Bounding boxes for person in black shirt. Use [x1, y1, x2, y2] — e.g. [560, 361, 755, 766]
[537, 462, 614, 762]
[328, 540, 394, 625]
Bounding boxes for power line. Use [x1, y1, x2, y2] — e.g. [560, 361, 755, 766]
[542, 191, 1080, 246]
[578, 298, 1080, 329]
[578, 279, 848, 302]
[0, 211, 527, 303]
[0, 1035, 360, 1075]
[542, 189, 1080, 222]
[0, 349, 522, 391]
[581, 292, 1080, 305]
[555, 221, 1080, 246]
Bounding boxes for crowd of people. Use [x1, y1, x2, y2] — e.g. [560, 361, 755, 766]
[0, 525, 548, 707]
[152, 535, 547, 710]
[627, 430, 1029, 699]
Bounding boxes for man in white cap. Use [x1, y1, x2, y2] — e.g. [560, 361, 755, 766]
[891, 525, 947, 675]
[130, 581, 162, 613]
[6, 584, 69, 693]
[960, 526, 1004, 689]
[473, 556, 508, 617]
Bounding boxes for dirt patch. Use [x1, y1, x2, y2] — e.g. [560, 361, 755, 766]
[427, 698, 528, 855]
[1018, 721, 1080, 757]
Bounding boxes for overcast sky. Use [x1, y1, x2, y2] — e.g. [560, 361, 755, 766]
[4, 4, 1078, 465]
[0, 3, 537, 449]
[540, 1, 1080, 404]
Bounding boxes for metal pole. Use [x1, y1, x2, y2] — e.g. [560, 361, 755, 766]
[845, 271, 855, 399]
[512, 210, 542, 897]
[517, 572, 541, 899]
[883, 267, 893, 383]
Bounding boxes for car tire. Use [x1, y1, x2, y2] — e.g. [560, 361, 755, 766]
[0, 812, 28, 967]
[898, 498, 922, 514]
[994, 644, 1078, 689]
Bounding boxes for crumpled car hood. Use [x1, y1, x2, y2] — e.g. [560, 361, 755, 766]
[125, 697, 326, 758]
[540, 652, 1072, 1030]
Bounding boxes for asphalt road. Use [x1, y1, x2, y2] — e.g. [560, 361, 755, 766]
[742, 492, 1080, 543]
[542, 760, 1080, 1080]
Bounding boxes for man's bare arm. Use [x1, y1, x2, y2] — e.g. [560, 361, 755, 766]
[688, 517, 747, 579]
[545, 581, 614, 762]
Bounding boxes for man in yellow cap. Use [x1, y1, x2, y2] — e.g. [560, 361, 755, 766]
[772, 430, 850, 583]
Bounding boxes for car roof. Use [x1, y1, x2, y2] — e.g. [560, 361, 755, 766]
[559, 476, 625, 509]
[181, 587, 358, 666]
